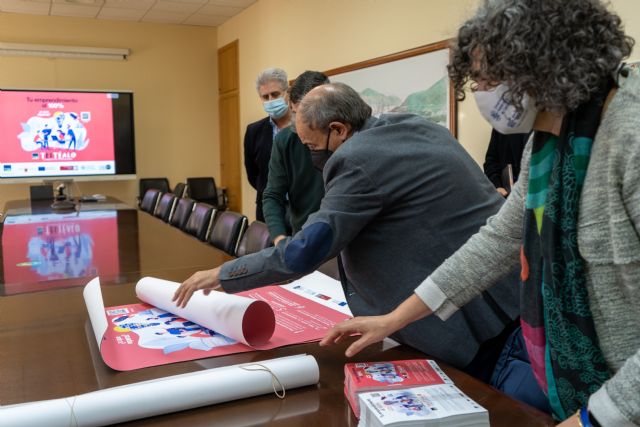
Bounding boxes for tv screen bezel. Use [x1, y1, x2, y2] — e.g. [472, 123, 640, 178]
[0, 87, 137, 183]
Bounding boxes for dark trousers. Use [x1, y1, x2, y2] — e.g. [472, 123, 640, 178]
[255, 199, 264, 222]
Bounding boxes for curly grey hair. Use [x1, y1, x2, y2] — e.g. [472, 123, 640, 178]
[448, 0, 634, 112]
[255, 68, 288, 93]
[297, 83, 372, 132]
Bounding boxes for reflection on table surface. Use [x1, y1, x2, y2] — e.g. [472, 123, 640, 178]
[0, 202, 555, 426]
[0, 208, 231, 296]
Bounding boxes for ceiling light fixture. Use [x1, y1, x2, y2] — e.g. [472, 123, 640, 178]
[0, 42, 130, 60]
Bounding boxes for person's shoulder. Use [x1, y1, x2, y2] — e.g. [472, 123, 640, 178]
[602, 73, 640, 154]
[371, 113, 452, 136]
[274, 127, 296, 144]
[246, 116, 271, 131]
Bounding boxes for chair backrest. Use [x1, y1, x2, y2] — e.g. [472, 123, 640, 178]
[173, 182, 187, 199]
[154, 193, 177, 222]
[235, 221, 272, 257]
[170, 197, 195, 229]
[208, 211, 248, 256]
[186, 177, 218, 207]
[184, 202, 215, 241]
[140, 189, 161, 214]
[139, 178, 170, 202]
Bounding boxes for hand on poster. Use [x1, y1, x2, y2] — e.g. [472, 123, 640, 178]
[173, 266, 222, 308]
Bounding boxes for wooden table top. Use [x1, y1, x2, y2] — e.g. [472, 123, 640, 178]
[0, 206, 555, 426]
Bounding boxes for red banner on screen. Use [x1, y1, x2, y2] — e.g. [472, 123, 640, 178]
[0, 91, 115, 163]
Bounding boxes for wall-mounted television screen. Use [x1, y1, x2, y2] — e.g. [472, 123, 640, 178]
[0, 89, 136, 182]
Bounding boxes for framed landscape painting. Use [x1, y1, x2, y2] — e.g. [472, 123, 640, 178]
[325, 40, 456, 137]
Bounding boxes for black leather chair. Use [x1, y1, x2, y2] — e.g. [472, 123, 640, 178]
[186, 177, 218, 207]
[208, 211, 248, 256]
[154, 193, 177, 222]
[236, 221, 272, 257]
[170, 198, 195, 229]
[140, 189, 161, 214]
[173, 182, 187, 199]
[139, 178, 170, 204]
[184, 202, 216, 241]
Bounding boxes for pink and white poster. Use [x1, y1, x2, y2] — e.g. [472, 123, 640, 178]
[0, 90, 116, 177]
[84, 275, 351, 371]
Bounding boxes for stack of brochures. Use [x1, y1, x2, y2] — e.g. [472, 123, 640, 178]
[345, 360, 489, 427]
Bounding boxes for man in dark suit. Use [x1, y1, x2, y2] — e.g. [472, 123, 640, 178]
[176, 83, 521, 386]
[244, 67, 291, 221]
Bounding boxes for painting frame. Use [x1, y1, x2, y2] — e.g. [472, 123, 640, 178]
[325, 40, 457, 137]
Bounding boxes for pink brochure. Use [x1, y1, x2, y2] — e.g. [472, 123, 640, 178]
[83, 276, 351, 371]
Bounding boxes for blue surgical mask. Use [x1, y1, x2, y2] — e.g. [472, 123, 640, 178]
[263, 97, 289, 119]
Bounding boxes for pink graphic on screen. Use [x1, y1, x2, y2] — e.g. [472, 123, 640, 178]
[1, 213, 119, 293]
[0, 91, 115, 163]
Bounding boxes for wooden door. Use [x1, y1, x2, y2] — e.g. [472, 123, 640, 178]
[218, 40, 242, 212]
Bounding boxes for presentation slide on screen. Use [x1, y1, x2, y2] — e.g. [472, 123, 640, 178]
[1, 211, 120, 294]
[0, 90, 116, 178]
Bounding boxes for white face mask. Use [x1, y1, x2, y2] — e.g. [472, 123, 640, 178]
[474, 84, 538, 134]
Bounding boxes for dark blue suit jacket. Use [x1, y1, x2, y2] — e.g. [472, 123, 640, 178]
[243, 116, 273, 221]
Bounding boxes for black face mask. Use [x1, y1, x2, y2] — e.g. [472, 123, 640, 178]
[310, 129, 333, 172]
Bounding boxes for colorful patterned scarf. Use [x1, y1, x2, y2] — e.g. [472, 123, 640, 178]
[520, 81, 613, 420]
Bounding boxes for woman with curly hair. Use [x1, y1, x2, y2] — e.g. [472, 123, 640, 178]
[321, 0, 639, 425]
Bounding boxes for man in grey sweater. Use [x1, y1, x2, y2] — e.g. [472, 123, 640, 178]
[174, 83, 521, 382]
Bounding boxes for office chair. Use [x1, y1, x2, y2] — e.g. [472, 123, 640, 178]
[140, 189, 161, 214]
[208, 211, 248, 256]
[186, 177, 218, 207]
[139, 178, 170, 205]
[235, 220, 272, 257]
[173, 182, 187, 199]
[154, 193, 177, 222]
[184, 202, 216, 241]
[170, 197, 195, 229]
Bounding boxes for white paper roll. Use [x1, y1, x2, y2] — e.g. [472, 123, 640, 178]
[0, 354, 319, 427]
[135, 277, 275, 346]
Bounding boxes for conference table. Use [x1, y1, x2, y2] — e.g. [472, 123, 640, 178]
[0, 199, 555, 426]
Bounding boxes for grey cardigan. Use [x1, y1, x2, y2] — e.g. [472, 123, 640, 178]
[416, 73, 640, 426]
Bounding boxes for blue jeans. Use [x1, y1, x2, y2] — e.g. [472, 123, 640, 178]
[490, 325, 551, 413]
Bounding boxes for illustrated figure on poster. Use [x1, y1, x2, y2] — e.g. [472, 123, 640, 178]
[67, 125, 77, 150]
[379, 391, 430, 416]
[111, 308, 237, 355]
[18, 112, 88, 152]
[27, 233, 94, 279]
[34, 125, 52, 149]
[365, 363, 405, 383]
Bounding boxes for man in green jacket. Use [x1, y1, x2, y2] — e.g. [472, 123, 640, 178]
[262, 71, 329, 245]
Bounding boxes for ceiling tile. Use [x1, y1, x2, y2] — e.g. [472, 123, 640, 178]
[0, 0, 255, 25]
[152, 0, 201, 13]
[208, 0, 255, 7]
[183, 13, 227, 26]
[98, 6, 147, 20]
[50, 3, 102, 17]
[198, 4, 241, 16]
[141, 9, 190, 24]
[0, 0, 50, 15]
[103, 0, 154, 10]
[52, 0, 104, 5]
